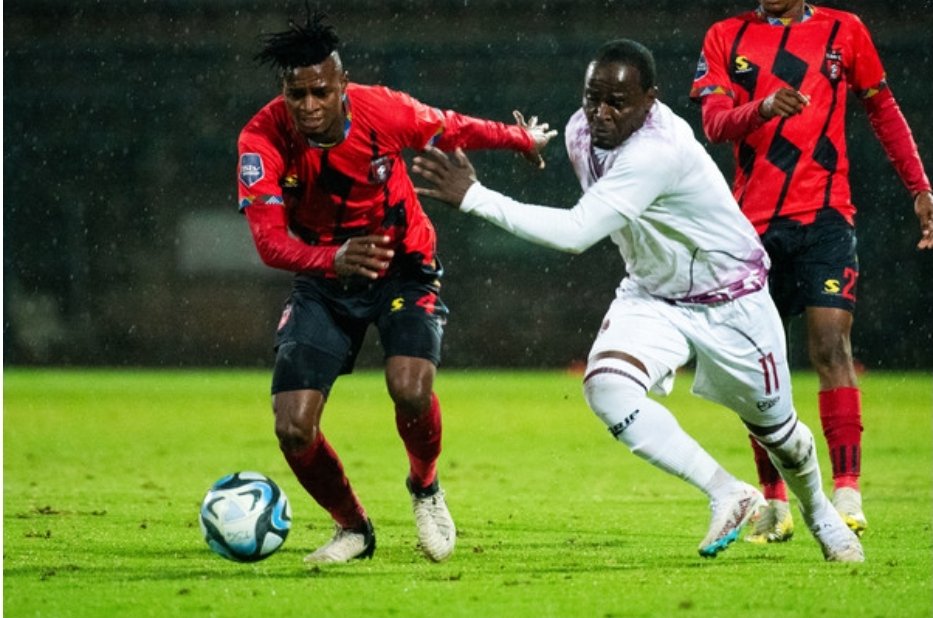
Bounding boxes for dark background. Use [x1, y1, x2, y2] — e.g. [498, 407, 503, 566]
[4, 0, 932, 370]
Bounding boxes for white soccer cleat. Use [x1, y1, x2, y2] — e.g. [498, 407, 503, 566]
[408, 477, 456, 562]
[698, 482, 766, 558]
[745, 498, 795, 544]
[303, 519, 376, 564]
[809, 515, 865, 562]
[832, 487, 868, 536]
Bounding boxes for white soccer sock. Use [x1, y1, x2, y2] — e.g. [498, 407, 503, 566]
[584, 368, 733, 497]
[753, 416, 833, 522]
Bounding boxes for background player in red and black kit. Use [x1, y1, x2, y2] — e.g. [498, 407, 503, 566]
[691, 0, 933, 543]
[237, 11, 556, 564]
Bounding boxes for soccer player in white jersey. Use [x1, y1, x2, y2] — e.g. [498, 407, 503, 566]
[413, 39, 863, 562]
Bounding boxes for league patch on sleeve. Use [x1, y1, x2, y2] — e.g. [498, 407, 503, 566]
[694, 52, 709, 80]
[425, 127, 444, 148]
[239, 153, 264, 187]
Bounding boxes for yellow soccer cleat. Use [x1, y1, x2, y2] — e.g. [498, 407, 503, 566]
[832, 487, 868, 537]
[745, 498, 794, 544]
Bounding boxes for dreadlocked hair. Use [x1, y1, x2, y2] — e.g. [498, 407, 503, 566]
[255, 8, 340, 76]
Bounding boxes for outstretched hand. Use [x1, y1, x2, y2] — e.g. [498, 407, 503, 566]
[413, 146, 478, 208]
[514, 110, 558, 169]
[334, 234, 395, 279]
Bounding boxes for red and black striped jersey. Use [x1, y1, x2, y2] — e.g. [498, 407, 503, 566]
[238, 83, 532, 278]
[691, 6, 886, 232]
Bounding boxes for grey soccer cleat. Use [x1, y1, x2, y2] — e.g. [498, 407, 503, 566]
[809, 515, 865, 562]
[303, 518, 376, 564]
[408, 477, 456, 562]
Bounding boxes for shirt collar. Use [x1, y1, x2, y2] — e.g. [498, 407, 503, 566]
[757, 3, 814, 26]
[305, 93, 352, 149]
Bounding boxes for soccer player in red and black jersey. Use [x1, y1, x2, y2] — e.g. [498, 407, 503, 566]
[237, 11, 556, 564]
[691, 0, 933, 543]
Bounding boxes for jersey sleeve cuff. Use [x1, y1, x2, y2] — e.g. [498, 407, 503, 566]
[460, 181, 488, 213]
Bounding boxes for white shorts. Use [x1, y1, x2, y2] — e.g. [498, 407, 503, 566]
[588, 278, 795, 427]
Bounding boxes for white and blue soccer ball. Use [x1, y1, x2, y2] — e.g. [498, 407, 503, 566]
[199, 471, 291, 562]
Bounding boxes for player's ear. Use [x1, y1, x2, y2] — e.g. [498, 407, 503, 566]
[644, 85, 658, 109]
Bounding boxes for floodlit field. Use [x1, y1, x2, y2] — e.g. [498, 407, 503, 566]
[4, 369, 931, 617]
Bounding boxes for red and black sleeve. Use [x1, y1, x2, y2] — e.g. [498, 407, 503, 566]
[862, 89, 931, 196]
[244, 203, 340, 275]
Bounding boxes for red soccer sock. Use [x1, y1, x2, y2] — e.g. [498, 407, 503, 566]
[749, 435, 788, 501]
[819, 387, 863, 491]
[284, 433, 367, 529]
[395, 392, 442, 490]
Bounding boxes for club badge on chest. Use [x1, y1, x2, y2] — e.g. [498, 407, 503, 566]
[368, 155, 394, 184]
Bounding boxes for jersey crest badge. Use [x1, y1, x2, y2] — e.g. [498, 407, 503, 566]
[368, 155, 394, 184]
[823, 48, 843, 83]
[239, 153, 264, 187]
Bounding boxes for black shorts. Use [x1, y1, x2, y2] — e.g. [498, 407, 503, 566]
[271, 273, 448, 396]
[761, 209, 859, 318]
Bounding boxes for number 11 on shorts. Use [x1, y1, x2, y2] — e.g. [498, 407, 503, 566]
[759, 352, 779, 395]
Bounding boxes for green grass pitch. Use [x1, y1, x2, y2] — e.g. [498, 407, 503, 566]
[4, 368, 931, 617]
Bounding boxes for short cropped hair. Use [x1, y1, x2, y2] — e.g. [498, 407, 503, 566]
[255, 10, 341, 77]
[592, 39, 657, 91]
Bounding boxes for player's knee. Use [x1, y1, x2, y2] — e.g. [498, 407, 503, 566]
[274, 420, 318, 454]
[386, 361, 435, 416]
[272, 398, 320, 454]
[391, 392, 433, 419]
[582, 359, 650, 431]
[808, 332, 853, 373]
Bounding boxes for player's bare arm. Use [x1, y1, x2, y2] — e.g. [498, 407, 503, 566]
[759, 87, 810, 119]
[513, 110, 559, 169]
[915, 190, 933, 250]
[334, 235, 395, 279]
[412, 147, 477, 207]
